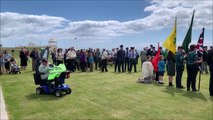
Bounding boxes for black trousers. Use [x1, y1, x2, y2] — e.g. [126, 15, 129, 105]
[187, 64, 199, 90]
[176, 64, 184, 88]
[52, 58, 57, 65]
[95, 60, 98, 70]
[56, 60, 63, 66]
[114, 58, 118, 72]
[101, 59, 108, 72]
[209, 65, 213, 96]
[80, 62, 86, 72]
[125, 57, 129, 71]
[129, 58, 137, 72]
[118, 60, 124, 72]
[67, 59, 76, 72]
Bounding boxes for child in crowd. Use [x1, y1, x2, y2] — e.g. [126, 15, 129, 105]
[158, 55, 165, 84]
[88, 53, 94, 72]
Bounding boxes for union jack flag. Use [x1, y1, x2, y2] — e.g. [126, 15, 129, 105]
[196, 27, 204, 54]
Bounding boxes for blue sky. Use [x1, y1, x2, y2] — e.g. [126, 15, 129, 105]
[1, 0, 213, 50]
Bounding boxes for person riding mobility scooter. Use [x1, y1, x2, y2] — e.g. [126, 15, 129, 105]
[33, 59, 72, 97]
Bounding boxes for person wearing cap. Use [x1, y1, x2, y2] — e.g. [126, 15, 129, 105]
[117, 45, 125, 72]
[186, 45, 202, 91]
[125, 47, 130, 72]
[175, 46, 185, 89]
[128, 47, 137, 73]
[207, 46, 213, 96]
[202, 46, 209, 74]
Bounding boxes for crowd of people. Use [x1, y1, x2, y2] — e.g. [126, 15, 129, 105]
[0, 44, 212, 96]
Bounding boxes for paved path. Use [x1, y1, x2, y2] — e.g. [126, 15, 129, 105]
[0, 87, 9, 120]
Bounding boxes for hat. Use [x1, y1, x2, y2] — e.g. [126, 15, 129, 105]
[178, 46, 183, 49]
[120, 45, 123, 47]
[130, 47, 134, 49]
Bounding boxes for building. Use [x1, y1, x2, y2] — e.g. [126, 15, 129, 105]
[48, 38, 57, 50]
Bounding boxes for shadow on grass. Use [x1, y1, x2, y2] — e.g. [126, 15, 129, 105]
[162, 86, 185, 96]
[152, 82, 166, 87]
[210, 96, 213, 101]
[25, 93, 67, 101]
[182, 91, 207, 101]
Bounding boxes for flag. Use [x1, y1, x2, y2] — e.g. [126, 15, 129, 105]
[163, 17, 176, 54]
[182, 10, 195, 52]
[152, 43, 160, 72]
[196, 27, 205, 54]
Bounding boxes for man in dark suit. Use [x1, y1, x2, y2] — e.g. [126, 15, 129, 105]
[202, 46, 209, 74]
[117, 45, 125, 72]
[146, 44, 154, 56]
[125, 47, 130, 72]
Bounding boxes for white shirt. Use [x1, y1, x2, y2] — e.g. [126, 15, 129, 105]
[141, 61, 154, 79]
[101, 51, 108, 60]
[66, 50, 76, 60]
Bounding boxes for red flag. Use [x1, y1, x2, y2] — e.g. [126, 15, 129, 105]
[152, 43, 160, 72]
[196, 28, 204, 54]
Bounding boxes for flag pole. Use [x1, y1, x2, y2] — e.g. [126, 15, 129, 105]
[198, 65, 202, 91]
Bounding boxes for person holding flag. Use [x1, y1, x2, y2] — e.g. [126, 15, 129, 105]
[186, 45, 202, 91]
[163, 17, 176, 86]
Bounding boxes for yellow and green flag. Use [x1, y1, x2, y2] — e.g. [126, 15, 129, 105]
[163, 17, 176, 54]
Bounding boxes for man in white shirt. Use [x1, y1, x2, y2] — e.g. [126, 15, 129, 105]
[101, 49, 108, 72]
[66, 47, 76, 72]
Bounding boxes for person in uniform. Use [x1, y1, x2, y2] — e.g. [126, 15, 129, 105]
[167, 51, 176, 86]
[186, 45, 202, 91]
[207, 46, 213, 96]
[117, 45, 125, 72]
[175, 46, 185, 89]
[128, 47, 137, 73]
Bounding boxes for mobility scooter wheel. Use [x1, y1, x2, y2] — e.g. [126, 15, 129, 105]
[55, 90, 62, 97]
[65, 88, 72, 94]
[36, 88, 42, 94]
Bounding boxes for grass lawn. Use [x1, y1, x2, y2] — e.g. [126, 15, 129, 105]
[0, 49, 212, 119]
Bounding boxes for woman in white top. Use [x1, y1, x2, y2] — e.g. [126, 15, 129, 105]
[137, 55, 154, 83]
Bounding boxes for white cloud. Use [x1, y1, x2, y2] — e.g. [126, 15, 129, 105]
[1, 12, 68, 39]
[1, 0, 212, 43]
[145, 0, 213, 29]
